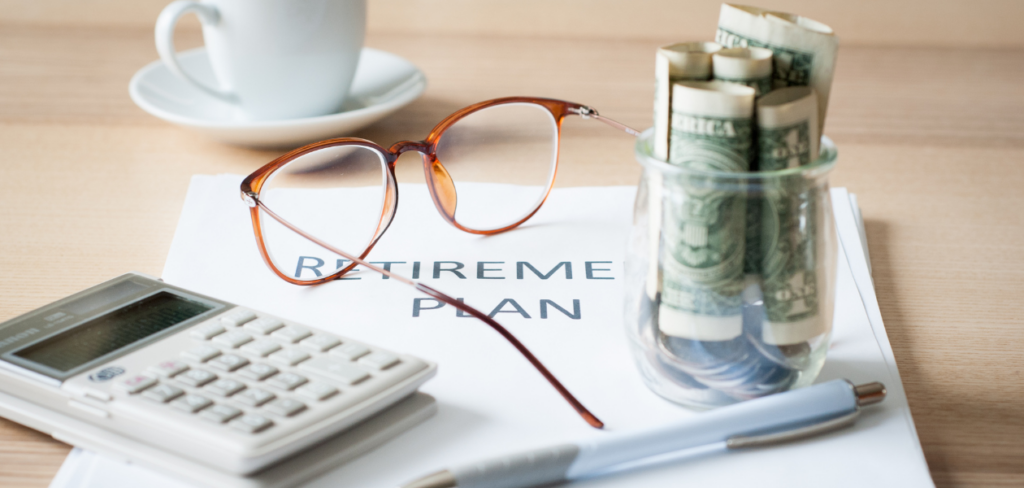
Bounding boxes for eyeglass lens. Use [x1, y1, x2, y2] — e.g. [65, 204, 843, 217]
[259, 145, 389, 282]
[434, 102, 558, 231]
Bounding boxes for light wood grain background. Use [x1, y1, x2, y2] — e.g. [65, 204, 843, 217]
[1, 1, 1023, 487]
[2, 0, 1024, 46]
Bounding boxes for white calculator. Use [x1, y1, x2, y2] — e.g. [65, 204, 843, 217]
[0, 272, 437, 480]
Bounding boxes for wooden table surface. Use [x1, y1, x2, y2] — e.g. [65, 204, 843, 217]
[2, 2, 1023, 486]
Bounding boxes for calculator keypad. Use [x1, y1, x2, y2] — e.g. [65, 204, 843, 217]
[272, 326, 311, 343]
[190, 322, 225, 341]
[244, 317, 284, 335]
[300, 356, 370, 385]
[330, 343, 369, 361]
[148, 360, 189, 378]
[172, 393, 213, 413]
[220, 308, 257, 327]
[238, 363, 278, 381]
[359, 352, 400, 371]
[142, 384, 184, 403]
[269, 348, 310, 367]
[177, 369, 217, 387]
[201, 404, 243, 423]
[230, 414, 273, 433]
[235, 388, 276, 407]
[207, 378, 246, 397]
[182, 344, 221, 362]
[299, 335, 340, 352]
[266, 372, 308, 391]
[213, 330, 254, 349]
[208, 353, 249, 372]
[122, 308, 416, 438]
[265, 398, 306, 417]
[118, 375, 157, 394]
[296, 382, 338, 401]
[241, 340, 281, 357]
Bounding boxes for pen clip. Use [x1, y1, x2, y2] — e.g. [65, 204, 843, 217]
[725, 409, 860, 449]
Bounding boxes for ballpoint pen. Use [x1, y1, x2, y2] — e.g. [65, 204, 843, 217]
[400, 379, 887, 488]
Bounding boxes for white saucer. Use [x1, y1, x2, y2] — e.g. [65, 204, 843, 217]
[129, 47, 427, 148]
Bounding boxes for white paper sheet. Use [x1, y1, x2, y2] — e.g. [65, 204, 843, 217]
[50, 178, 933, 488]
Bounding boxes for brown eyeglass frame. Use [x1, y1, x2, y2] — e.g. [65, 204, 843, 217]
[241, 97, 639, 428]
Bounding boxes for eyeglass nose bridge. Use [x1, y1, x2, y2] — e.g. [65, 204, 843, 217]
[387, 139, 431, 158]
[385, 139, 459, 223]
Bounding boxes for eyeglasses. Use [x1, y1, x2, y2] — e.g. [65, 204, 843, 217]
[240, 97, 638, 428]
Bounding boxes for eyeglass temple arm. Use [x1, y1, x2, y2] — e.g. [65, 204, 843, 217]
[570, 106, 642, 137]
[414, 283, 604, 429]
[251, 198, 605, 429]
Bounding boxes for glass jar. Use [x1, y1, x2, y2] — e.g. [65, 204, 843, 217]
[625, 129, 839, 409]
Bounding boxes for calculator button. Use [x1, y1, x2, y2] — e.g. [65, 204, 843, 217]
[200, 404, 242, 423]
[330, 343, 370, 361]
[241, 340, 281, 357]
[358, 352, 401, 371]
[81, 388, 112, 403]
[297, 382, 338, 401]
[300, 356, 370, 385]
[265, 398, 306, 417]
[238, 363, 278, 381]
[266, 372, 307, 391]
[208, 353, 250, 372]
[269, 348, 311, 367]
[117, 375, 156, 394]
[271, 326, 311, 344]
[147, 360, 189, 378]
[176, 369, 217, 387]
[142, 384, 184, 403]
[206, 378, 245, 397]
[235, 388, 276, 407]
[172, 394, 213, 413]
[230, 414, 273, 434]
[190, 322, 226, 340]
[182, 344, 221, 363]
[244, 317, 284, 335]
[213, 330, 254, 349]
[221, 308, 257, 327]
[299, 335, 340, 352]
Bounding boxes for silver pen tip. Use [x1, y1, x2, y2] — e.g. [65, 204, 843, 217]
[854, 382, 887, 406]
[399, 470, 458, 488]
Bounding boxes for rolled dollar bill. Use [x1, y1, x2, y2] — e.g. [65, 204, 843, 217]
[757, 86, 819, 170]
[712, 45, 775, 274]
[669, 81, 756, 168]
[654, 42, 722, 160]
[648, 42, 722, 299]
[757, 86, 826, 345]
[659, 81, 754, 341]
[712, 46, 774, 97]
[715, 3, 838, 134]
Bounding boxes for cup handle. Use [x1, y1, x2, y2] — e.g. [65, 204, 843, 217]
[155, 0, 237, 103]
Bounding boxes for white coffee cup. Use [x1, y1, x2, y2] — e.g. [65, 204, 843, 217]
[156, 0, 365, 121]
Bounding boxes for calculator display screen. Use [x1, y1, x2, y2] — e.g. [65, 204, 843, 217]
[13, 292, 213, 372]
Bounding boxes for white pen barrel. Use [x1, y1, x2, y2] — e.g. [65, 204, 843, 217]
[566, 379, 859, 479]
[451, 443, 580, 488]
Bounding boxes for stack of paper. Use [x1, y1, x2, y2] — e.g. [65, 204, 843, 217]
[50, 178, 933, 488]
